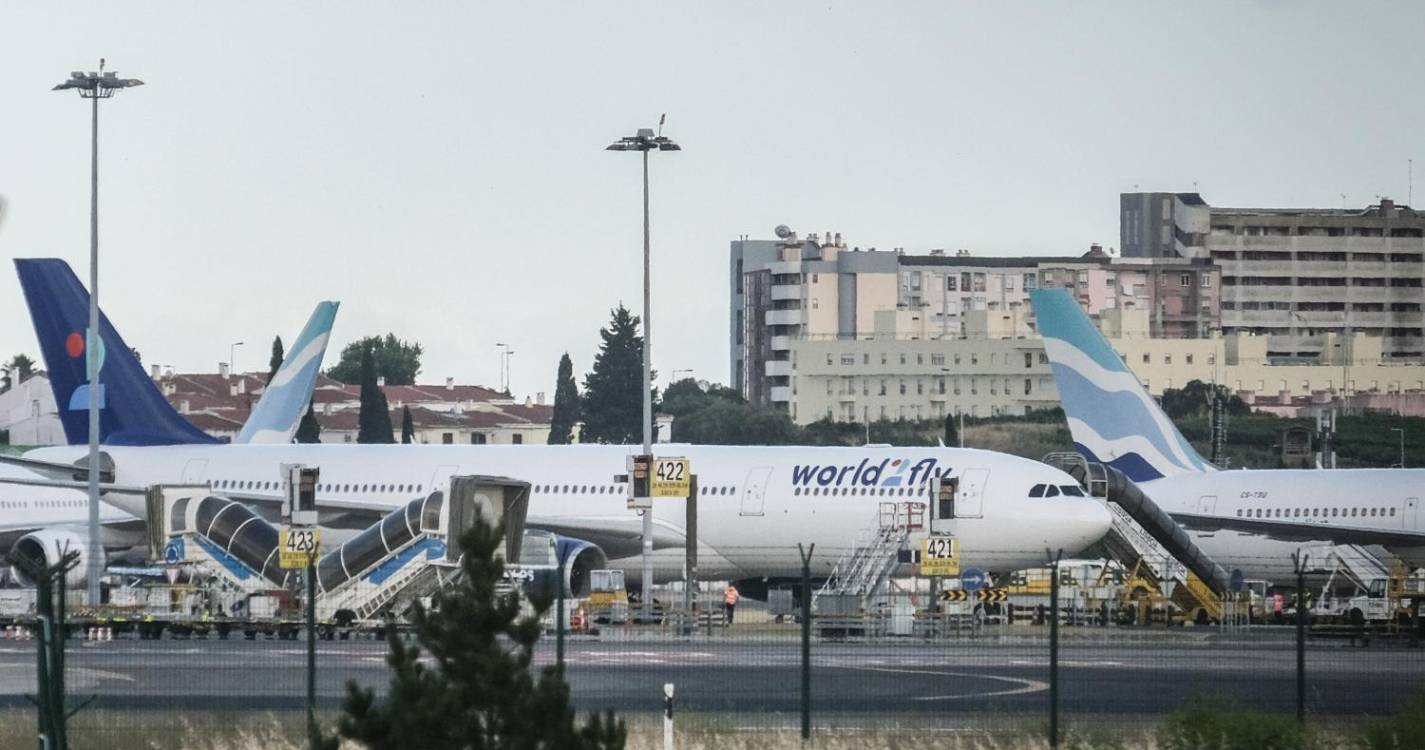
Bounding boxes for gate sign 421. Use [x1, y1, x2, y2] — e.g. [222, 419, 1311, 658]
[650, 457, 691, 498]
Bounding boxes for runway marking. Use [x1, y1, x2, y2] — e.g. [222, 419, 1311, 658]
[845, 666, 1048, 702]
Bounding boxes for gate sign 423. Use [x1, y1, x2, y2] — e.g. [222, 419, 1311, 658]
[279, 528, 322, 569]
[650, 457, 691, 498]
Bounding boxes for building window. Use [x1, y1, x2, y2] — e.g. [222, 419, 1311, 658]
[881, 353, 888, 365]
[931, 353, 945, 366]
[1023, 273, 1037, 290]
[947, 276, 957, 291]
[1024, 352, 1033, 368]
[442, 433, 454, 444]
[826, 354, 833, 366]
[916, 353, 924, 365]
[513, 434, 523, 444]
[1025, 378, 1032, 395]
[1142, 354, 1151, 364]
[863, 353, 870, 364]
[879, 380, 887, 396]
[840, 354, 855, 366]
[1181, 274, 1192, 287]
[1201, 275, 1212, 287]
[899, 354, 907, 365]
[472, 433, 487, 444]
[954, 354, 961, 365]
[970, 354, 978, 366]
[916, 380, 924, 395]
[1164, 354, 1172, 365]
[938, 378, 946, 394]
[899, 380, 907, 395]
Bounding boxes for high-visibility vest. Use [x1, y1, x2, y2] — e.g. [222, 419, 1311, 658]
[724, 587, 739, 605]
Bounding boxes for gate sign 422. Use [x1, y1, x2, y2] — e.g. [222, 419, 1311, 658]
[650, 457, 691, 498]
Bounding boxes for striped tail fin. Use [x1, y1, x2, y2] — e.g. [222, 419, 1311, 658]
[235, 302, 339, 444]
[1029, 288, 1212, 482]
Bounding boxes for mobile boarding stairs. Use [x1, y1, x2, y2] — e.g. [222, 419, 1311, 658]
[145, 475, 529, 622]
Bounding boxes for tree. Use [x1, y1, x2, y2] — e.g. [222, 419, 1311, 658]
[357, 345, 395, 444]
[943, 413, 959, 447]
[548, 353, 580, 445]
[295, 401, 322, 444]
[401, 406, 416, 444]
[324, 515, 625, 750]
[328, 334, 423, 385]
[266, 336, 285, 385]
[1161, 379, 1250, 419]
[580, 306, 649, 444]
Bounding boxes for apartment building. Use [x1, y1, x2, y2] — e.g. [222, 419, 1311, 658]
[733, 228, 1216, 410]
[1122, 193, 1425, 362]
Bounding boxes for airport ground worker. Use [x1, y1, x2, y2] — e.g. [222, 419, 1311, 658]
[723, 583, 740, 624]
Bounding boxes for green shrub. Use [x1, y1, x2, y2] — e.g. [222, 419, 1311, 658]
[1158, 695, 1315, 750]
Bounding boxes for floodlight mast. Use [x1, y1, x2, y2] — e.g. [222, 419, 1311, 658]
[606, 122, 680, 622]
[52, 59, 144, 606]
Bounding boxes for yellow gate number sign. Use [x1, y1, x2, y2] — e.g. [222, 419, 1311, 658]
[650, 457, 691, 498]
[279, 528, 322, 569]
[920, 536, 960, 577]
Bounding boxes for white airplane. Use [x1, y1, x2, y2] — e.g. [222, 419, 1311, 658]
[0, 259, 339, 584]
[1030, 288, 1425, 580]
[26, 442, 1115, 588]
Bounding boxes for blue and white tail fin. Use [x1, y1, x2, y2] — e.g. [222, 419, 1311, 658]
[235, 302, 339, 444]
[15, 258, 220, 446]
[1029, 288, 1213, 482]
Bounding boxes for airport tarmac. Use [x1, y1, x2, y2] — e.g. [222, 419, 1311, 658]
[0, 633, 1422, 720]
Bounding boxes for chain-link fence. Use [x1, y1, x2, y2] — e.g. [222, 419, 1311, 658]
[3, 544, 1425, 749]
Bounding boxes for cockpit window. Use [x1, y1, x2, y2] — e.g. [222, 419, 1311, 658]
[1029, 484, 1046, 498]
[1044, 485, 1060, 498]
[1059, 485, 1085, 497]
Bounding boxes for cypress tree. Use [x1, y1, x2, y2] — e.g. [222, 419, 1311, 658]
[548, 353, 579, 444]
[401, 406, 416, 444]
[295, 401, 322, 444]
[580, 306, 646, 444]
[943, 413, 959, 447]
[266, 336, 284, 385]
[357, 344, 395, 444]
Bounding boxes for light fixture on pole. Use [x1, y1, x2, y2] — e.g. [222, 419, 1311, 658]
[495, 343, 509, 393]
[1393, 427, 1406, 468]
[506, 350, 515, 396]
[229, 341, 244, 376]
[607, 117, 680, 622]
[670, 368, 694, 384]
[53, 60, 144, 606]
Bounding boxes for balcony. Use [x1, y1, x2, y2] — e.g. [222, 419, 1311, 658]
[769, 386, 793, 403]
[838, 392, 857, 402]
[769, 335, 792, 351]
[765, 309, 803, 326]
[764, 360, 793, 377]
[770, 284, 802, 301]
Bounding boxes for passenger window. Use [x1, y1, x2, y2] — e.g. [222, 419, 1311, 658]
[1045, 485, 1060, 498]
[1029, 484, 1046, 498]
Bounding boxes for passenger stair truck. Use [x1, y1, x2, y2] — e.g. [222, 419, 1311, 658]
[814, 500, 927, 619]
[146, 475, 530, 625]
[1045, 453, 1231, 625]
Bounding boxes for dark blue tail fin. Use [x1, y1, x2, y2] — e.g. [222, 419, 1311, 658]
[15, 258, 220, 446]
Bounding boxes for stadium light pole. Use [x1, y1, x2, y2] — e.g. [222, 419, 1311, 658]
[607, 120, 680, 621]
[53, 60, 144, 606]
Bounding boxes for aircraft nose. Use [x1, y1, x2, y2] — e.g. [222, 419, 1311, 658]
[1061, 498, 1114, 552]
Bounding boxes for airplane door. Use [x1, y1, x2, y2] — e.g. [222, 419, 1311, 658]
[428, 465, 460, 494]
[181, 460, 208, 485]
[957, 468, 989, 519]
[1408, 498, 1419, 530]
[1198, 495, 1218, 515]
[740, 467, 773, 517]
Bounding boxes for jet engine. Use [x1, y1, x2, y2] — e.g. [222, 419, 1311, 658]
[9, 529, 98, 587]
[519, 530, 609, 598]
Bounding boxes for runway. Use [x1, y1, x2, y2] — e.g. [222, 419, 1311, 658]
[0, 632, 1421, 721]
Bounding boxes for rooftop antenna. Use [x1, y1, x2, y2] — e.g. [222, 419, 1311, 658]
[658, 113, 666, 137]
[1410, 158, 1414, 205]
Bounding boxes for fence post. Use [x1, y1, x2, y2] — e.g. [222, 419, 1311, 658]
[799, 543, 815, 742]
[1048, 547, 1063, 750]
[1293, 551, 1308, 725]
[307, 555, 319, 750]
[556, 554, 566, 675]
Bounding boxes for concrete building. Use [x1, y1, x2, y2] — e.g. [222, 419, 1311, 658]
[733, 228, 1217, 410]
[787, 307, 1425, 425]
[1122, 193, 1425, 363]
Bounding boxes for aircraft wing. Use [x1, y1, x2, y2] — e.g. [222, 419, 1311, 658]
[526, 515, 686, 560]
[1172, 512, 1425, 548]
[0, 454, 113, 482]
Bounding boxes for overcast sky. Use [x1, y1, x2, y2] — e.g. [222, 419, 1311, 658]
[2, 2, 1421, 399]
